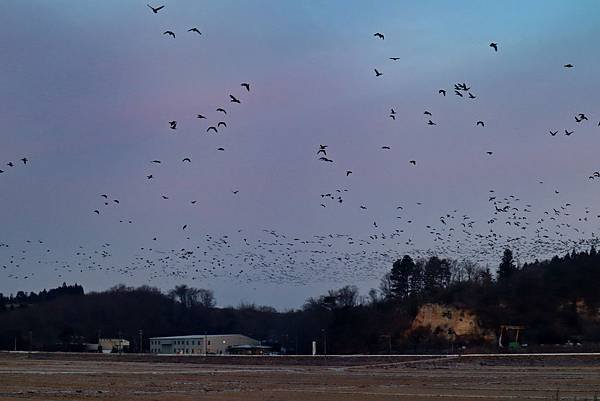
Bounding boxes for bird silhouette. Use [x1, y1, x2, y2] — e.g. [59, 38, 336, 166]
[374, 69, 382, 77]
[439, 89, 446, 96]
[216, 108, 227, 114]
[20, 158, 28, 165]
[476, 121, 485, 127]
[486, 151, 493, 155]
[163, 31, 176, 38]
[182, 158, 191, 163]
[241, 83, 250, 91]
[374, 32, 384, 40]
[188, 28, 201, 35]
[207, 126, 218, 133]
[427, 120, 436, 125]
[151, 160, 161, 164]
[196, 114, 206, 119]
[217, 147, 225, 151]
[389, 57, 400, 61]
[489, 42, 498, 51]
[346, 170, 352, 176]
[564, 63, 574, 68]
[565, 130, 574, 136]
[147, 175, 153, 179]
[147, 4, 164, 13]
[549, 130, 558, 136]
[409, 160, 416, 165]
[7, 162, 14, 167]
[217, 121, 227, 128]
[169, 121, 177, 129]
[232, 190, 239, 194]
[230, 95, 241, 104]
[381, 146, 391, 150]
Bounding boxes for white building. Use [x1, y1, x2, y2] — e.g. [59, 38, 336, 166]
[149, 334, 259, 355]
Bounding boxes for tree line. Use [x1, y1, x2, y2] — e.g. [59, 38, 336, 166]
[1, 247, 600, 353]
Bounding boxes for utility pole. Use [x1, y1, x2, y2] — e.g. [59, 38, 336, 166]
[139, 330, 143, 353]
[321, 329, 327, 356]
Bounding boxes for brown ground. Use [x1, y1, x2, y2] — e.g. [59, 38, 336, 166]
[1, 352, 600, 400]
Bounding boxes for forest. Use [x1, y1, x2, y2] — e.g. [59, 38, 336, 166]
[1, 247, 600, 354]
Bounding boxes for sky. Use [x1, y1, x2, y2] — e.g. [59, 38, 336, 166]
[1, 0, 600, 309]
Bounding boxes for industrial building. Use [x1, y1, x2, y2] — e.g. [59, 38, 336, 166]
[149, 334, 259, 355]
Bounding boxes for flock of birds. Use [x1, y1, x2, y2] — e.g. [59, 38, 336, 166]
[2, 4, 600, 292]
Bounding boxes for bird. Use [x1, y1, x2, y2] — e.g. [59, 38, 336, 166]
[207, 126, 218, 133]
[217, 147, 225, 151]
[486, 151, 493, 156]
[468, 93, 476, 99]
[381, 146, 391, 150]
[389, 57, 400, 61]
[230, 94, 241, 104]
[20, 158, 28, 165]
[424, 111, 432, 116]
[476, 121, 485, 127]
[318, 157, 333, 162]
[182, 158, 191, 163]
[196, 114, 206, 119]
[564, 63, 574, 68]
[439, 89, 446, 96]
[346, 170, 352, 176]
[162, 195, 169, 200]
[147, 4, 164, 13]
[217, 122, 227, 128]
[169, 121, 177, 129]
[374, 32, 384, 40]
[241, 83, 250, 91]
[360, 206, 367, 210]
[151, 160, 161, 164]
[317, 145, 328, 155]
[113, 200, 120, 204]
[101, 194, 108, 199]
[374, 69, 382, 77]
[188, 28, 201, 35]
[409, 160, 416, 165]
[182, 225, 187, 230]
[147, 175, 153, 179]
[93, 210, 100, 215]
[427, 120, 436, 125]
[549, 130, 558, 136]
[216, 108, 227, 114]
[390, 108, 396, 115]
[489, 42, 498, 51]
[7, 162, 14, 167]
[454, 90, 463, 97]
[565, 130, 574, 136]
[232, 190, 239, 194]
[389, 114, 396, 120]
[163, 31, 176, 38]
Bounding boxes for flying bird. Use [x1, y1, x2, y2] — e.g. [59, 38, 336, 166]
[486, 151, 493, 155]
[20, 158, 28, 165]
[389, 57, 400, 61]
[374, 69, 382, 77]
[151, 160, 161, 163]
[207, 126, 218, 133]
[346, 170, 352, 176]
[374, 32, 384, 40]
[147, 4, 164, 13]
[217, 147, 225, 151]
[196, 114, 206, 119]
[549, 130, 558, 136]
[163, 31, 176, 38]
[489, 42, 498, 51]
[7, 162, 14, 167]
[476, 121, 485, 127]
[439, 89, 446, 96]
[147, 175, 153, 179]
[565, 129, 574, 136]
[409, 160, 416, 165]
[241, 83, 250, 91]
[230, 94, 241, 104]
[188, 28, 201, 35]
[216, 108, 227, 114]
[424, 111, 432, 116]
[564, 63, 574, 68]
[169, 121, 177, 129]
[381, 146, 391, 150]
[217, 121, 227, 128]
[317, 145, 328, 155]
[427, 120, 436, 125]
[182, 158, 191, 163]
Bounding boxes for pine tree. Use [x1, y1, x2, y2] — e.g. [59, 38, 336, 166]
[497, 248, 516, 281]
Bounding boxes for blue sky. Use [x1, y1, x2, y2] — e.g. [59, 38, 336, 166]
[1, 1, 600, 308]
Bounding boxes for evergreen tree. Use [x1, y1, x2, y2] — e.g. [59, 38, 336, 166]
[389, 255, 415, 299]
[497, 248, 516, 281]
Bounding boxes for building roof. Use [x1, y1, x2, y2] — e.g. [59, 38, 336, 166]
[149, 334, 253, 340]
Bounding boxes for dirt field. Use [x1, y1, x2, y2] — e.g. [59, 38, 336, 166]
[1, 352, 600, 401]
